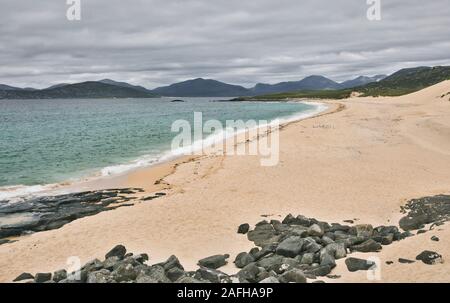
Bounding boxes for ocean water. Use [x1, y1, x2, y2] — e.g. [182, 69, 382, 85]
[0, 97, 323, 199]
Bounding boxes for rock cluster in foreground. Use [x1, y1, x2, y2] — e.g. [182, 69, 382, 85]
[12, 194, 449, 283]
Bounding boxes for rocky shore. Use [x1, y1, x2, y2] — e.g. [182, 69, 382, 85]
[11, 194, 448, 283]
[0, 188, 150, 242]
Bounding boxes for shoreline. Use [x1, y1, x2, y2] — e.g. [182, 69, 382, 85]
[1, 82, 450, 282]
[0, 101, 328, 202]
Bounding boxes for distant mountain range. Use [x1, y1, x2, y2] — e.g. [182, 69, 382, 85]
[2, 65, 449, 99]
[0, 81, 157, 99]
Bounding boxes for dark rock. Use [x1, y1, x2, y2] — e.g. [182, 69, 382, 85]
[237, 263, 260, 283]
[417, 230, 427, 235]
[416, 251, 444, 265]
[327, 275, 341, 279]
[53, 269, 67, 282]
[257, 255, 284, 273]
[103, 256, 121, 270]
[167, 267, 185, 282]
[34, 273, 52, 283]
[87, 269, 112, 283]
[351, 239, 382, 253]
[431, 236, 440, 242]
[195, 267, 229, 283]
[398, 258, 415, 264]
[198, 254, 229, 269]
[279, 269, 307, 283]
[282, 214, 311, 227]
[112, 263, 138, 282]
[105, 245, 127, 260]
[176, 276, 203, 283]
[238, 224, 250, 234]
[247, 223, 279, 247]
[160, 255, 184, 271]
[133, 253, 149, 264]
[253, 244, 277, 260]
[345, 258, 376, 272]
[136, 265, 171, 283]
[307, 224, 324, 237]
[319, 252, 336, 268]
[300, 253, 315, 265]
[13, 272, 34, 282]
[305, 265, 332, 277]
[234, 252, 255, 269]
[386, 261, 394, 265]
[399, 195, 450, 231]
[276, 236, 304, 257]
[323, 242, 347, 260]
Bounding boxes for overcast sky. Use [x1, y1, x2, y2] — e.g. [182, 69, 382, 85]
[1, 0, 449, 89]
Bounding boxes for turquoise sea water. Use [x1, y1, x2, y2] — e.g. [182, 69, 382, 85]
[0, 97, 320, 198]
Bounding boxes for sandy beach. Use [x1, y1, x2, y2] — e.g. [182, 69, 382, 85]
[1, 81, 450, 283]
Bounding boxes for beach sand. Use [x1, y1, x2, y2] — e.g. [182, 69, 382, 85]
[1, 81, 450, 283]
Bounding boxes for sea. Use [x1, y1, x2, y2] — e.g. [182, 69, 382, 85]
[0, 97, 326, 200]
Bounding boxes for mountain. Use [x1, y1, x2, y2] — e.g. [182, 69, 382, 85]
[0, 84, 24, 91]
[251, 75, 341, 95]
[357, 66, 450, 96]
[340, 75, 386, 89]
[151, 78, 251, 97]
[99, 79, 152, 93]
[0, 81, 157, 99]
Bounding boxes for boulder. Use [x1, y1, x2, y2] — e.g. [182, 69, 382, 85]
[305, 265, 332, 277]
[399, 214, 430, 231]
[307, 224, 324, 237]
[53, 269, 67, 282]
[257, 255, 284, 273]
[238, 224, 250, 234]
[324, 242, 347, 260]
[13, 272, 34, 282]
[352, 224, 373, 238]
[237, 263, 260, 283]
[195, 267, 230, 283]
[279, 269, 307, 283]
[319, 252, 336, 268]
[34, 273, 52, 283]
[234, 252, 255, 269]
[416, 251, 443, 265]
[103, 256, 121, 270]
[160, 255, 184, 271]
[300, 253, 315, 265]
[137, 265, 171, 283]
[345, 258, 375, 272]
[112, 263, 138, 282]
[87, 269, 112, 283]
[105, 245, 127, 260]
[276, 236, 304, 257]
[167, 267, 185, 282]
[198, 254, 229, 269]
[351, 239, 382, 253]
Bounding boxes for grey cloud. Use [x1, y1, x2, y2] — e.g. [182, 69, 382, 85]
[0, 0, 449, 88]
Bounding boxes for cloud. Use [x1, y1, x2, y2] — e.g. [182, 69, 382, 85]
[0, 0, 449, 88]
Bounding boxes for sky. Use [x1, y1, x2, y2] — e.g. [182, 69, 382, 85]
[0, 0, 449, 89]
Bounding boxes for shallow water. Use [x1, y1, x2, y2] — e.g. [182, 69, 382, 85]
[0, 97, 320, 198]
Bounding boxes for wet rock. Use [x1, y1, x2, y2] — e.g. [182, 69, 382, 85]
[276, 236, 304, 258]
[345, 258, 375, 272]
[34, 273, 52, 283]
[351, 239, 382, 253]
[13, 272, 34, 282]
[234, 252, 255, 269]
[105, 245, 127, 260]
[279, 269, 307, 283]
[238, 224, 250, 234]
[198, 254, 229, 269]
[416, 251, 444, 265]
